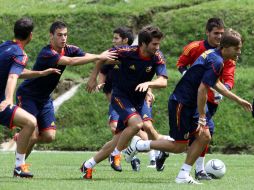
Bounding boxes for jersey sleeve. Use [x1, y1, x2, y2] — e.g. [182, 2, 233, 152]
[220, 59, 236, 90]
[176, 41, 200, 72]
[67, 45, 85, 57]
[155, 51, 168, 78]
[201, 55, 223, 87]
[9, 53, 28, 76]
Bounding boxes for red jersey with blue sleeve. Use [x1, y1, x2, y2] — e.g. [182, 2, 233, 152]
[171, 49, 223, 107]
[176, 40, 236, 104]
[0, 40, 27, 100]
[17, 44, 84, 100]
[111, 45, 168, 106]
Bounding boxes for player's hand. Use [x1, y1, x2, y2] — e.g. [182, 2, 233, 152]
[99, 50, 117, 61]
[0, 99, 13, 112]
[86, 76, 97, 93]
[145, 90, 155, 105]
[41, 68, 61, 76]
[95, 83, 105, 92]
[197, 117, 206, 136]
[214, 91, 223, 103]
[135, 82, 149, 92]
[238, 99, 252, 112]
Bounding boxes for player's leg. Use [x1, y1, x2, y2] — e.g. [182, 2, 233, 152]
[195, 102, 217, 180]
[175, 104, 211, 184]
[12, 106, 36, 178]
[80, 133, 121, 179]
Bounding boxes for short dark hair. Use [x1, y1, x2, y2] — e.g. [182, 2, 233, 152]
[50, 21, 67, 34]
[138, 25, 163, 46]
[113, 26, 134, 45]
[206, 18, 224, 32]
[14, 17, 34, 40]
[219, 28, 242, 48]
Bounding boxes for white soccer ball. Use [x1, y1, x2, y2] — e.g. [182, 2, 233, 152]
[205, 159, 226, 179]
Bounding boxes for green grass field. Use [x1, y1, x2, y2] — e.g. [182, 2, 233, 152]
[0, 151, 253, 190]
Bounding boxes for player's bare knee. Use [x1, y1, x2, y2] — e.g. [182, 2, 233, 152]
[43, 134, 55, 143]
[25, 116, 37, 131]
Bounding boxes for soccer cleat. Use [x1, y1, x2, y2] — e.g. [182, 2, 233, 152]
[131, 157, 140, 172]
[155, 151, 169, 171]
[147, 160, 156, 168]
[195, 170, 212, 180]
[110, 154, 122, 172]
[80, 162, 93, 179]
[13, 164, 33, 178]
[175, 175, 202, 184]
[123, 136, 141, 163]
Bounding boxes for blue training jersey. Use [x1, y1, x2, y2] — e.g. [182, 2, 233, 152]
[170, 49, 223, 107]
[0, 40, 28, 100]
[100, 63, 120, 94]
[112, 45, 168, 106]
[17, 44, 85, 100]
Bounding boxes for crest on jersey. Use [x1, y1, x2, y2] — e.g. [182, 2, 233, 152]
[146, 66, 152, 72]
[129, 65, 135, 70]
[51, 122, 56, 126]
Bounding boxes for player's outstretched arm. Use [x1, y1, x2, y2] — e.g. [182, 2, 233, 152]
[214, 81, 252, 112]
[19, 68, 61, 79]
[135, 76, 167, 92]
[86, 60, 105, 93]
[58, 50, 117, 66]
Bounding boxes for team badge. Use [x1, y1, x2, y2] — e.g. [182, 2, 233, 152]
[51, 122, 56, 126]
[131, 108, 136, 112]
[146, 66, 152, 72]
[129, 65, 135, 70]
[184, 132, 189, 139]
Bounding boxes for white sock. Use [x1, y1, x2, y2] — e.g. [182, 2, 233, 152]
[148, 150, 156, 161]
[136, 140, 151, 151]
[195, 157, 205, 173]
[85, 157, 97, 168]
[111, 148, 121, 156]
[177, 163, 192, 179]
[15, 152, 25, 167]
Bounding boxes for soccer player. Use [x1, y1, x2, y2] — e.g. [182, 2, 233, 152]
[175, 17, 236, 180]
[15, 21, 116, 160]
[80, 25, 168, 179]
[86, 27, 160, 171]
[0, 17, 59, 178]
[125, 29, 252, 184]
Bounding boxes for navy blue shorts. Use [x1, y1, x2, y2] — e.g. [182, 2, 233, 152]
[16, 95, 56, 132]
[168, 99, 201, 143]
[111, 95, 152, 133]
[0, 104, 18, 129]
[108, 103, 120, 124]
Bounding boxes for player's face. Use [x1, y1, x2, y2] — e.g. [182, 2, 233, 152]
[206, 27, 224, 47]
[224, 43, 242, 61]
[51, 28, 67, 50]
[144, 38, 161, 56]
[112, 33, 124, 47]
